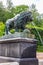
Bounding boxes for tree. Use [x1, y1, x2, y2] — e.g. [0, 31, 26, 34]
[29, 4, 40, 25]
[6, 0, 13, 10]
[0, 1, 4, 9]
[28, 4, 43, 45]
[13, 5, 29, 15]
[0, 1, 6, 22]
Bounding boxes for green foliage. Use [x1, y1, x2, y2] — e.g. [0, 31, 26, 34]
[0, 1, 4, 8]
[0, 22, 5, 36]
[13, 5, 29, 14]
[0, 8, 14, 22]
[26, 23, 43, 45]
[37, 45, 43, 52]
[0, 4, 29, 22]
[10, 29, 15, 34]
[31, 29, 43, 45]
[7, 0, 13, 10]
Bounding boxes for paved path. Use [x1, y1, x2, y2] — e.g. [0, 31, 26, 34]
[39, 60, 43, 65]
[37, 52, 43, 59]
[37, 52, 43, 65]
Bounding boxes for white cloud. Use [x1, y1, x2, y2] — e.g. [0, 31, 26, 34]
[36, 0, 43, 14]
[0, 0, 6, 6]
[12, 0, 36, 6]
[0, 0, 43, 14]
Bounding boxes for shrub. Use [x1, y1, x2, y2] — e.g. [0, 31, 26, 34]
[0, 22, 5, 37]
[37, 45, 43, 52]
[26, 24, 43, 45]
[10, 29, 15, 34]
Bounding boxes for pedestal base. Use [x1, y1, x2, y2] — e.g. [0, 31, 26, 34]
[0, 57, 38, 65]
[19, 58, 38, 65]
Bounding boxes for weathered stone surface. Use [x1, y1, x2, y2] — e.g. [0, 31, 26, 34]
[0, 58, 38, 65]
[0, 32, 35, 40]
[0, 38, 37, 58]
[0, 34, 38, 65]
[0, 62, 19, 65]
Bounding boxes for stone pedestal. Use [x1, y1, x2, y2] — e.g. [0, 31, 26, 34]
[0, 38, 38, 65]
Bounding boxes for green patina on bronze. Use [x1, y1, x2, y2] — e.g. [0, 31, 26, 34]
[5, 11, 33, 34]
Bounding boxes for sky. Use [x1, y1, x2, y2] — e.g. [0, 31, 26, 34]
[0, 0, 43, 14]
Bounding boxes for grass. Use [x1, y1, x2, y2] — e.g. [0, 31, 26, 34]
[37, 45, 43, 52]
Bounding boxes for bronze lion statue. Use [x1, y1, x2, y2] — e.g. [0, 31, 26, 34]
[5, 11, 33, 34]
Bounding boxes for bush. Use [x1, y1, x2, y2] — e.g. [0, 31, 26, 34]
[31, 28, 43, 45]
[26, 24, 43, 45]
[0, 22, 5, 37]
[37, 45, 43, 52]
[10, 29, 15, 34]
